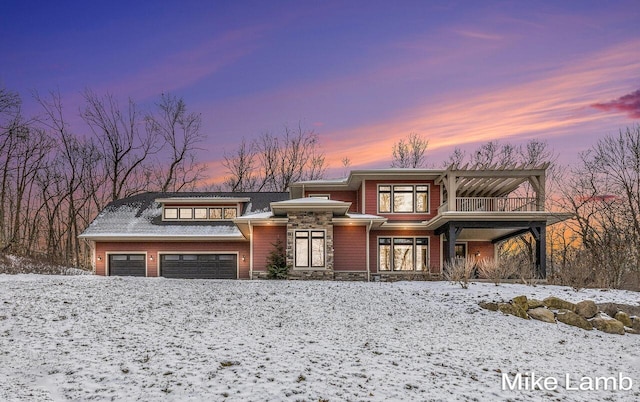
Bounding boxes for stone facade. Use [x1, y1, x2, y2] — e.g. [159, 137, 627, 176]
[371, 272, 443, 282]
[286, 211, 334, 280]
[334, 272, 368, 281]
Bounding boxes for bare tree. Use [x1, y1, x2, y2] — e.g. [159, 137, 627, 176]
[557, 125, 640, 288]
[81, 89, 159, 205]
[145, 93, 207, 192]
[222, 123, 326, 192]
[391, 132, 428, 168]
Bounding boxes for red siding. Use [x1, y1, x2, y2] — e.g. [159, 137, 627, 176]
[333, 226, 367, 271]
[95, 241, 251, 278]
[363, 179, 441, 221]
[368, 230, 441, 274]
[467, 241, 495, 260]
[304, 190, 359, 213]
[252, 225, 287, 272]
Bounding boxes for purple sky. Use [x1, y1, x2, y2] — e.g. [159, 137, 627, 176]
[2, 1, 639, 182]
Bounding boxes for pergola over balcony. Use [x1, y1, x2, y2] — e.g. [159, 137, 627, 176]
[428, 163, 569, 279]
[435, 162, 548, 213]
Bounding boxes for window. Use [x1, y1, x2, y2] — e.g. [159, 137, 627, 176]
[455, 243, 467, 259]
[378, 185, 429, 213]
[378, 237, 429, 271]
[179, 208, 193, 219]
[224, 208, 237, 219]
[163, 206, 237, 221]
[194, 208, 207, 219]
[295, 230, 326, 268]
[209, 208, 222, 220]
[164, 208, 178, 219]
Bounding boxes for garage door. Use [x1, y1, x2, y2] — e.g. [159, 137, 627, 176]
[160, 254, 237, 279]
[108, 254, 146, 276]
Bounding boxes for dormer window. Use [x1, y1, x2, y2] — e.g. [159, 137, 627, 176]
[162, 205, 239, 221]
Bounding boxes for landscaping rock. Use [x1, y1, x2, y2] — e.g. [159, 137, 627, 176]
[625, 327, 640, 335]
[498, 302, 529, 319]
[598, 303, 620, 319]
[479, 301, 499, 311]
[528, 307, 556, 323]
[527, 299, 544, 310]
[591, 316, 625, 335]
[556, 309, 592, 330]
[632, 317, 640, 332]
[614, 311, 632, 327]
[575, 300, 598, 319]
[543, 296, 576, 312]
[512, 295, 528, 311]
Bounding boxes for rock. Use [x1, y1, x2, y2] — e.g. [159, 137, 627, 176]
[556, 309, 592, 330]
[527, 299, 544, 310]
[632, 317, 640, 332]
[528, 307, 556, 323]
[479, 301, 499, 311]
[598, 303, 620, 319]
[543, 296, 576, 312]
[591, 316, 625, 335]
[625, 327, 640, 335]
[575, 300, 598, 319]
[614, 311, 632, 327]
[512, 295, 528, 311]
[498, 302, 529, 319]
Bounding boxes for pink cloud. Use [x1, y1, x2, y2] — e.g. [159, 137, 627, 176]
[592, 89, 640, 118]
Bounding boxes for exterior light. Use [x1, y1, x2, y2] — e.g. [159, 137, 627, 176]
[242, 255, 246, 262]
[149, 255, 154, 261]
[475, 251, 481, 257]
[97, 256, 102, 261]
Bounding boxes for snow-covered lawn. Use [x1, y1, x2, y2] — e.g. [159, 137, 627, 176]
[0, 276, 639, 401]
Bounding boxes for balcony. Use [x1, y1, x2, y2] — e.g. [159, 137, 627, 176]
[439, 197, 539, 213]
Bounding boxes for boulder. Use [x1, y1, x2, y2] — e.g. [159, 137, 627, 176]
[512, 295, 528, 311]
[479, 301, 499, 311]
[527, 299, 545, 310]
[625, 327, 640, 335]
[543, 296, 576, 312]
[556, 309, 592, 330]
[575, 300, 598, 319]
[614, 311, 632, 327]
[528, 307, 556, 323]
[591, 316, 625, 335]
[598, 303, 620, 319]
[498, 302, 529, 319]
[632, 317, 640, 332]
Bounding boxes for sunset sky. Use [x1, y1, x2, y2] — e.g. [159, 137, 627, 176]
[2, 1, 639, 181]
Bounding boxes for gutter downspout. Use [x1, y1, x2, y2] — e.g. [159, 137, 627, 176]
[366, 220, 373, 282]
[248, 220, 253, 280]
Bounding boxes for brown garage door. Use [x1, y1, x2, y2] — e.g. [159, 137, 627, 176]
[108, 254, 146, 276]
[160, 254, 237, 279]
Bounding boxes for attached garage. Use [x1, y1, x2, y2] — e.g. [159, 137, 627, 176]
[160, 254, 238, 279]
[108, 254, 146, 276]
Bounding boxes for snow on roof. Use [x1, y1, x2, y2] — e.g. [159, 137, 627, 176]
[79, 192, 289, 240]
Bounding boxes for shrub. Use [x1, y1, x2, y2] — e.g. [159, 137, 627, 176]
[476, 258, 516, 286]
[444, 256, 476, 289]
[266, 238, 289, 279]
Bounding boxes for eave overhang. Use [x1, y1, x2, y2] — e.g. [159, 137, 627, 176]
[423, 211, 573, 231]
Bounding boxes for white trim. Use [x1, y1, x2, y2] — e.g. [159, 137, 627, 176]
[157, 251, 240, 279]
[105, 251, 148, 277]
[361, 180, 366, 214]
[80, 235, 247, 241]
[155, 197, 250, 204]
[366, 220, 372, 281]
[308, 194, 330, 199]
[248, 220, 254, 279]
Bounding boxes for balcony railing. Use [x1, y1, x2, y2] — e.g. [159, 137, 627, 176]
[451, 197, 538, 212]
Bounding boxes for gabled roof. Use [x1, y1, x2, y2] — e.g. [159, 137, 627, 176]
[79, 192, 289, 241]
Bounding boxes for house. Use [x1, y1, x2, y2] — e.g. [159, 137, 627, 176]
[79, 165, 571, 280]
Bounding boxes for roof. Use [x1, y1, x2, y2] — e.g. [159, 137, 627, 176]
[79, 192, 289, 241]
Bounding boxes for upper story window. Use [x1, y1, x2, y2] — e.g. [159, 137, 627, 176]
[163, 206, 238, 221]
[378, 185, 429, 213]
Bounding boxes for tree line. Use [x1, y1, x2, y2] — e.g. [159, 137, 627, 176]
[1, 85, 638, 289]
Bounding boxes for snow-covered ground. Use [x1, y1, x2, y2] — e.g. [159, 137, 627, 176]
[0, 276, 638, 401]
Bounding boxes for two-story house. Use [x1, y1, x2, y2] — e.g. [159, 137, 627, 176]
[79, 166, 570, 280]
